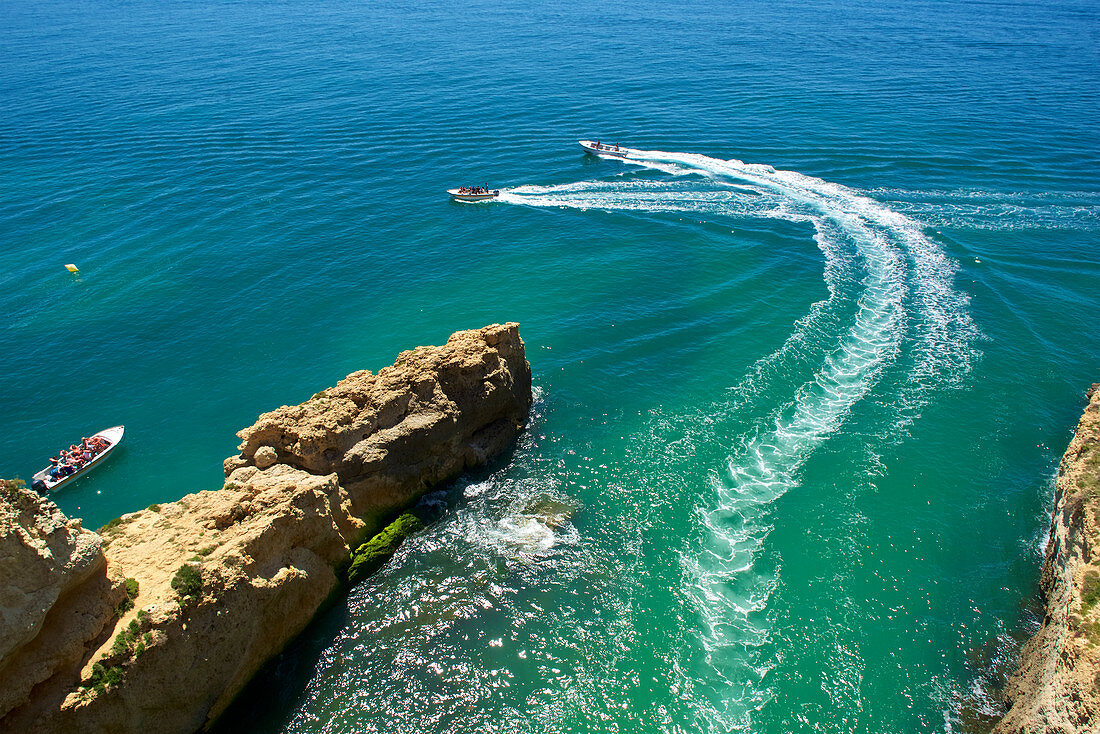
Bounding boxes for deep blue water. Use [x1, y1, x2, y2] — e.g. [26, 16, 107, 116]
[2, 1, 1099, 732]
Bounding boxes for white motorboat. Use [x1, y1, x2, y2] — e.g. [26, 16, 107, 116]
[448, 188, 500, 202]
[579, 140, 630, 157]
[31, 425, 124, 492]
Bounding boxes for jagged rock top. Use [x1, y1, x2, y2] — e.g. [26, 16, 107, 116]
[0, 481, 104, 669]
[226, 323, 532, 484]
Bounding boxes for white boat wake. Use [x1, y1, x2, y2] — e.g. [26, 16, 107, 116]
[500, 148, 977, 731]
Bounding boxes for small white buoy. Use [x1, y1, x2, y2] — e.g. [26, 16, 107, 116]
[65, 263, 79, 273]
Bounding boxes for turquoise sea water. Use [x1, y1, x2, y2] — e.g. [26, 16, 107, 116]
[3, 0, 1099, 731]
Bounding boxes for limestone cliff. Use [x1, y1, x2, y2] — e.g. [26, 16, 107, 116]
[995, 384, 1100, 734]
[0, 323, 531, 734]
[0, 480, 126, 720]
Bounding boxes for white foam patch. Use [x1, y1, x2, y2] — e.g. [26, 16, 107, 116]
[867, 187, 1100, 229]
[503, 147, 977, 731]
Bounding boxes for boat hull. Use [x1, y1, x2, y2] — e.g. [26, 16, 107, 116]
[32, 425, 124, 492]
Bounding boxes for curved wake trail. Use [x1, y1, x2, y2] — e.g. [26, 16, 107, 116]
[502, 148, 976, 730]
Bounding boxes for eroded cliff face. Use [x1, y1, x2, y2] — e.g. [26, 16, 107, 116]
[995, 384, 1100, 734]
[0, 323, 531, 734]
[0, 481, 125, 720]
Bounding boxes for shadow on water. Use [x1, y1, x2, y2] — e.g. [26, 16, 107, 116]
[956, 580, 1046, 734]
[209, 590, 354, 734]
[209, 452, 514, 734]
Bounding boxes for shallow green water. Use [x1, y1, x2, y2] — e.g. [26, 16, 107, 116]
[2, 0, 1099, 731]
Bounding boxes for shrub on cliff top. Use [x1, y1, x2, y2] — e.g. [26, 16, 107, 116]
[111, 630, 132, 657]
[114, 577, 139, 616]
[171, 563, 203, 604]
[99, 515, 135, 534]
[1082, 569, 1100, 612]
[346, 512, 424, 583]
[0, 480, 27, 509]
[83, 662, 124, 695]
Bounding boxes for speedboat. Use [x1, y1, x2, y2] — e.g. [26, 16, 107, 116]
[31, 425, 124, 492]
[448, 188, 500, 202]
[579, 140, 630, 157]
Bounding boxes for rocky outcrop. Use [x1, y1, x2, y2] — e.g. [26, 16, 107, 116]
[0, 323, 530, 734]
[0, 481, 125, 720]
[225, 321, 531, 522]
[995, 384, 1100, 734]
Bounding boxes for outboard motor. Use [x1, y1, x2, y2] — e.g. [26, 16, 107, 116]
[32, 478, 47, 492]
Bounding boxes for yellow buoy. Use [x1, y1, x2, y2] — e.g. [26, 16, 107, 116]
[65, 263, 79, 273]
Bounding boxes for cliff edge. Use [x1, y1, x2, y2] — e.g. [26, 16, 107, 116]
[0, 323, 531, 734]
[996, 384, 1100, 734]
[0, 480, 125, 720]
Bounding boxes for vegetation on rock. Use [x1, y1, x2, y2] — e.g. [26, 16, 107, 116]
[346, 512, 424, 583]
[83, 663, 124, 695]
[99, 515, 135, 534]
[114, 578, 140, 616]
[110, 612, 149, 658]
[1083, 570, 1100, 612]
[170, 564, 203, 604]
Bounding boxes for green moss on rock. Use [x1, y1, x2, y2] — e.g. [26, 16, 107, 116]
[346, 512, 424, 583]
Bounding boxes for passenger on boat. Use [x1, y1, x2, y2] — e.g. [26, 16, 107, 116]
[50, 458, 73, 480]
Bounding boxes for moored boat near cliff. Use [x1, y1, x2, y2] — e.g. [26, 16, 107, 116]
[32, 426, 124, 493]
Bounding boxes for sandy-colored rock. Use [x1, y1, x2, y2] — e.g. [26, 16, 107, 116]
[0, 481, 126, 721]
[0, 323, 530, 734]
[995, 383, 1100, 734]
[231, 321, 531, 521]
[252, 446, 277, 470]
[0, 467, 357, 734]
